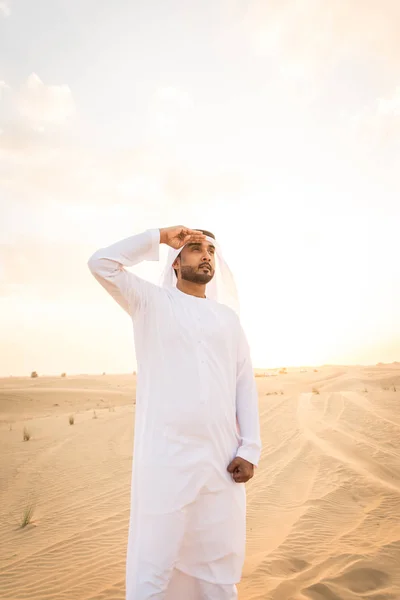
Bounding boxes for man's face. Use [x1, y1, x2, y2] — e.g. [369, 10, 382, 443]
[174, 240, 216, 284]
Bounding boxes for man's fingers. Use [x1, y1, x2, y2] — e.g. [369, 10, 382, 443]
[227, 458, 240, 473]
[187, 227, 206, 234]
[233, 474, 250, 483]
[188, 235, 207, 243]
[232, 467, 254, 483]
[182, 228, 206, 238]
[179, 232, 206, 247]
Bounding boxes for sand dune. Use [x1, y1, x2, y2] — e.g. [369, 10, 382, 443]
[1, 366, 399, 599]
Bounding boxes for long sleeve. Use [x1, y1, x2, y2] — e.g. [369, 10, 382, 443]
[87, 228, 160, 316]
[235, 323, 262, 466]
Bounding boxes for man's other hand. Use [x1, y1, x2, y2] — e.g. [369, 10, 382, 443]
[227, 457, 254, 483]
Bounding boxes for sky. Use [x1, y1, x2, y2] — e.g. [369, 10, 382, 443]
[1, 0, 400, 376]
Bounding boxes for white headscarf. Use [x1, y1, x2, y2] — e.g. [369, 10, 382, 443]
[159, 234, 240, 315]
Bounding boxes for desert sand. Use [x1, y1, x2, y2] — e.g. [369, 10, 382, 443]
[1, 365, 400, 600]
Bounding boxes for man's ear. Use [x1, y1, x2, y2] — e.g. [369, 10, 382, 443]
[172, 256, 180, 279]
[172, 256, 180, 271]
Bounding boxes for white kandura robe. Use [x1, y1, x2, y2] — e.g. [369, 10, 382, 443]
[87, 229, 262, 600]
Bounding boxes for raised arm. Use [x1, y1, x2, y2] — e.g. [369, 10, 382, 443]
[88, 226, 208, 316]
[87, 228, 161, 316]
[227, 321, 262, 483]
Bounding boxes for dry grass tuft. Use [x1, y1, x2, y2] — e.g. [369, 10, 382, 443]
[20, 504, 35, 528]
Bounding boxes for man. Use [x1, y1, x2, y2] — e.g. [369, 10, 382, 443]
[88, 225, 261, 600]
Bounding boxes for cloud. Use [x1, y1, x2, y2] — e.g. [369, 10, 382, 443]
[220, 0, 400, 84]
[143, 85, 194, 140]
[16, 73, 75, 128]
[0, 80, 10, 106]
[0, 74, 90, 207]
[377, 86, 400, 118]
[155, 86, 192, 110]
[0, 74, 240, 212]
[0, 238, 95, 300]
[0, 1, 10, 17]
[217, 0, 400, 207]
[349, 85, 400, 150]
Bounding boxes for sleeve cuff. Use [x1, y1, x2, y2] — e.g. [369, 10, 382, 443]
[236, 445, 260, 467]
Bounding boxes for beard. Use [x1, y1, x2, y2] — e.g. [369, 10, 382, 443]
[181, 265, 214, 284]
